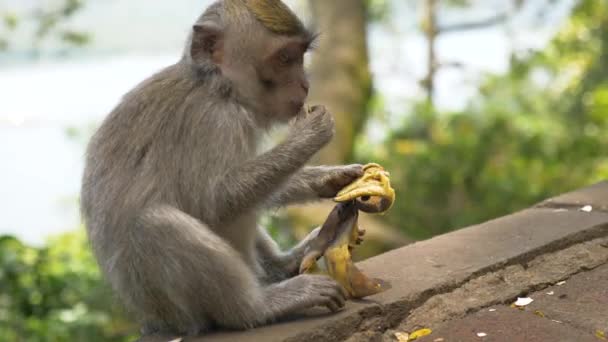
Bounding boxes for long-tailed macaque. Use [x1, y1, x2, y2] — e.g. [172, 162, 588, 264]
[80, 0, 363, 335]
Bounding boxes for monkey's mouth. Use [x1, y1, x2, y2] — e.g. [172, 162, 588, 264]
[289, 100, 305, 113]
[289, 101, 305, 116]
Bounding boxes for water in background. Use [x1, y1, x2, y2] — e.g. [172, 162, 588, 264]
[0, 56, 176, 244]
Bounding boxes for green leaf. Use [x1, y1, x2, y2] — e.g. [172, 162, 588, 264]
[3, 12, 18, 30]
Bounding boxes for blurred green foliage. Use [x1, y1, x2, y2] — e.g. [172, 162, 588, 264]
[357, 0, 608, 238]
[365, 0, 391, 21]
[0, 230, 136, 341]
[0, 0, 90, 53]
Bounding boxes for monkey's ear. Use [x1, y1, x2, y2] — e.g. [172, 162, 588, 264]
[191, 23, 224, 64]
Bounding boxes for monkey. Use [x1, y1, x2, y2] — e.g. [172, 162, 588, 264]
[80, 0, 365, 336]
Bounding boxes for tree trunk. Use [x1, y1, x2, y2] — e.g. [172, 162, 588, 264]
[308, 0, 372, 164]
[284, 0, 410, 258]
[422, 0, 438, 105]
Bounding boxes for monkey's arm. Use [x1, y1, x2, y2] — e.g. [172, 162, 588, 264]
[211, 105, 338, 223]
[211, 138, 321, 223]
[266, 165, 363, 208]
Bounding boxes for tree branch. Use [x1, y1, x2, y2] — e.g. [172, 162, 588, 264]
[439, 13, 509, 34]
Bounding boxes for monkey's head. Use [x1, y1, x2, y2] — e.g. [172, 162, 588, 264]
[187, 0, 316, 122]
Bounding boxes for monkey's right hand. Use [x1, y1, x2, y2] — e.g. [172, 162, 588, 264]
[292, 274, 348, 312]
[289, 105, 335, 148]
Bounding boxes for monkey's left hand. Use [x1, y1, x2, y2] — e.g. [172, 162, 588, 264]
[312, 165, 364, 198]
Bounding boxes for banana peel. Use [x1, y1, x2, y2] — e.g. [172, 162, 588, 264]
[300, 164, 394, 299]
[335, 163, 395, 214]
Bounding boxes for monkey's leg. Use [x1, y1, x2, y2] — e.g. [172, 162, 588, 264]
[118, 205, 261, 334]
[118, 205, 344, 334]
[256, 226, 320, 283]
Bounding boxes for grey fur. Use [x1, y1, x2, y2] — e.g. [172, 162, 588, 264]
[81, 0, 362, 336]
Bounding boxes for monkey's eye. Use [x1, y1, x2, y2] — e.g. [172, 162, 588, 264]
[278, 51, 292, 65]
[260, 78, 275, 89]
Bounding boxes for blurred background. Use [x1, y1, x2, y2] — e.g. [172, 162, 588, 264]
[1, 0, 607, 340]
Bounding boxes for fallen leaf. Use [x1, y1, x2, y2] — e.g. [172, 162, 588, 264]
[581, 205, 593, 212]
[168, 339, 183, 342]
[477, 332, 488, 337]
[551, 319, 563, 324]
[410, 328, 433, 340]
[556, 281, 566, 286]
[534, 310, 545, 318]
[514, 297, 534, 307]
[546, 291, 555, 295]
[597, 330, 606, 340]
[395, 332, 410, 342]
[433, 338, 445, 342]
[488, 308, 497, 312]
[553, 208, 568, 213]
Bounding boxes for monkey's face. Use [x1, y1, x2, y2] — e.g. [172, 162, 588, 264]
[254, 38, 311, 121]
[222, 34, 313, 123]
[189, 2, 317, 123]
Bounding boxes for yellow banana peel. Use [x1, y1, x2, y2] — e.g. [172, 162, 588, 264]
[334, 163, 395, 213]
[300, 163, 394, 298]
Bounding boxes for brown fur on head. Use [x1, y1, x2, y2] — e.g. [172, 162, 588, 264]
[188, 0, 317, 124]
[242, 0, 305, 35]
[222, 0, 307, 35]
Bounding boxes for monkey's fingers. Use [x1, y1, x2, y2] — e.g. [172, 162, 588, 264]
[323, 290, 346, 312]
[307, 275, 348, 312]
[321, 296, 345, 312]
[321, 285, 348, 311]
[306, 104, 314, 115]
[291, 106, 308, 124]
[307, 104, 323, 114]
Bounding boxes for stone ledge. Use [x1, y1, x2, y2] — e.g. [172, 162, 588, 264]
[411, 254, 608, 342]
[536, 180, 608, 211]
[392, 236, 608, 339]
[143, 181, 608, 342]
